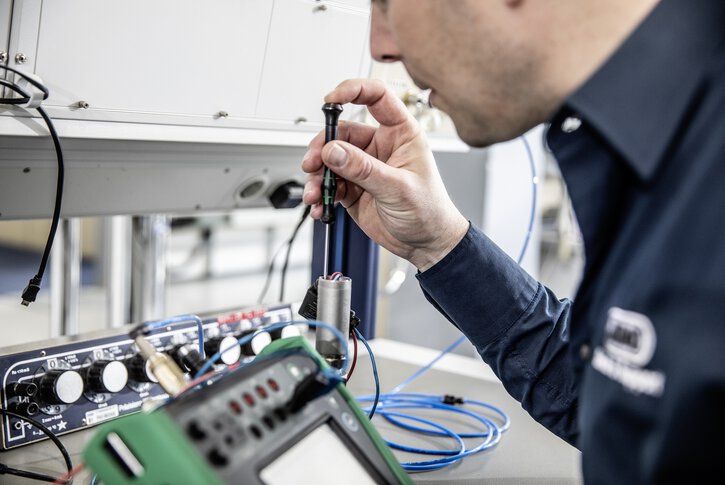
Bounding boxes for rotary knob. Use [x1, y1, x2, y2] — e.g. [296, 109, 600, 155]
[204, 336, 241, 365]
[126, 355, 159, 383]
[85, 360, 128, 393]
[269, 324, 301, 341]
[171, 345, 205, 375]
[237, 330, 271, 357]
[38, 369, 84, 405]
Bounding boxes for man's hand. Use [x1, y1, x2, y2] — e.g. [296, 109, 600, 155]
[302, 78, 469, 272]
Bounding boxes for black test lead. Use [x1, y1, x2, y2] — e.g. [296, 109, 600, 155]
[320, 102, 343, 278]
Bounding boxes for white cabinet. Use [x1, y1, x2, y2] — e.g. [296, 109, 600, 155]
[256, 0, 370, 125]
[1, 0, 372, 136]
[35, 0, 274, 124]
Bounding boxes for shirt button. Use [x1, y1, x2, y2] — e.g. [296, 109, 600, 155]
[579, 343, 592, 360]
[561, 116, 582, 133]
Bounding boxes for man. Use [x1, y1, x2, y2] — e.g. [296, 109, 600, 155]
[302, 0, 725, 483]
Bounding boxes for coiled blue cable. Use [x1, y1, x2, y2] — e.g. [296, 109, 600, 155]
[356, 393, 508, 471]
[377, 410, 465, 456]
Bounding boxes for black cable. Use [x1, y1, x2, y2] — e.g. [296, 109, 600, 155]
[279, 204, 311, 302]
[0, 68, 65, 306]
[0, 78, 31, 104]
[0, 408, 73, 484]
[256, 242, 287, 304]
[0, 464, 65, 483]
[25, 106, 65, 306]
[256, 205, 311, 304]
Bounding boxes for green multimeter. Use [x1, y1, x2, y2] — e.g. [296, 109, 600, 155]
[83, 337, 412, 484]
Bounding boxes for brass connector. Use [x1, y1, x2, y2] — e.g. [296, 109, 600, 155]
[134, 336, 187, 396]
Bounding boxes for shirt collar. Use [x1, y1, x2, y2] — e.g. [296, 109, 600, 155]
[557, 0, 725, 182]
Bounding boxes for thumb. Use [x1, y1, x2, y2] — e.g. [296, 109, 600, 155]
[321, 141, 395, 200]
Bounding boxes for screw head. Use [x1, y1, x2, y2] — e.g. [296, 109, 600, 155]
[15, 53, 28, 64]
[322, 103, 343, 126]
[0, 51, 8, 63]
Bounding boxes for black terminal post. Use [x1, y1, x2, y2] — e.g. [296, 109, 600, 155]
[320, 103, 343, 224]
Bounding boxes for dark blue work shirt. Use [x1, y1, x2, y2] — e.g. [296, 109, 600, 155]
[416, 0, 725, 483]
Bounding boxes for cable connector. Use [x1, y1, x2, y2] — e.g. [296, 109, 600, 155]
[134, 335, 187, 396]
[298, 279, 360, 334]
[297, 280, 319, 321]
[442, 394, 465, 405]
[21, 276, 42, 307]
[128, 322, 153, 339]
[284, 369, 343, 414]
[349, 310, 360, 330]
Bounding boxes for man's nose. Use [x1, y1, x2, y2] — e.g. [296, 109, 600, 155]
[370, 5, 402, 63]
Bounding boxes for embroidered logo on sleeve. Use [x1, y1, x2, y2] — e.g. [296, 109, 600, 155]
[591, 307, 666, 397]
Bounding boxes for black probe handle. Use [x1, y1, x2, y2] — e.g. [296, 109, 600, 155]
[321, 103, 343, 224]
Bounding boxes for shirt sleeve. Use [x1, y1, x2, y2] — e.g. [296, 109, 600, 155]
[416, 223, 580, 446]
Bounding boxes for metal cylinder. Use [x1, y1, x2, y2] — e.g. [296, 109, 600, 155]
[50, 218, 81, 338]
[315, 276, 351, 369]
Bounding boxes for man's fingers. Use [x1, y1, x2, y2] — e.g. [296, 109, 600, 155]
[303, 172, 322, 206]
[341, 121, 377, 150]
[321, 140, 397, 201]
[325, 79, 411, 127]
[309, 202, 322, 220]
[302, 121, 377, 173]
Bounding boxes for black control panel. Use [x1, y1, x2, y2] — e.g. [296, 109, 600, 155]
[0, 305, 293, 450]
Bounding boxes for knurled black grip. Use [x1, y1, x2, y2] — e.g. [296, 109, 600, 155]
[321, 103, 343, 224]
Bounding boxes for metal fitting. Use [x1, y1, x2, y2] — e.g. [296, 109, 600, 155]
[315, 276, 352, 369]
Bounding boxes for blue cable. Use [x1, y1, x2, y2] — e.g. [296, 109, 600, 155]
[142, 314, 206, 358]
[356, 393, 508, 471]
[193, 320, 350, 379]
[388, 336, 468, 395]
[354, 328, 380, 419]
[377, 411, 465, 456]
[375, 395, 510, 437]
[516, 135, 538, 265]
[90, 474, 98, 485]
[360, 397, 500, 470]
